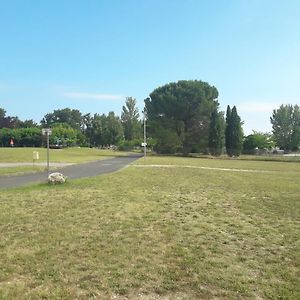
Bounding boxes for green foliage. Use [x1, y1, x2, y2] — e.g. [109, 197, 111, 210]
[117, 139, 142, 151]
[18, 119, 39, 128]
[225, 105, 232, 154]
[271, 104, 300, 151]
[49, 123, 82, 147]
[208, 111, 225, 156]
[0, 127, 42, 147]
[243, 131, 275, 154]
[145, 80, 219, 154]
[153, 126, 182, 154]
[88, 112, 124, 146]
[0, 107, 21, 129]
[225, 105, 243, 157]
[101, 112, 124, 145]
[41, 108, 83, 130]
[121, 97, 142, 141]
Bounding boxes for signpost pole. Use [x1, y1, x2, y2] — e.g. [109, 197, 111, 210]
[47, 132, 50, 177]
[42, 128, 52, 178]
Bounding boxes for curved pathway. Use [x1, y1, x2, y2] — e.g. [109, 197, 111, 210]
[0, 154, 142, 189]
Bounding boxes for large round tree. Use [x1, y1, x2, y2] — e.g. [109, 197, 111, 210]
[145, 80, 219, 154]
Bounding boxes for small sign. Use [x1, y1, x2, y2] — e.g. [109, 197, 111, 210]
[42, 128, 52, 135]
[10, 138, 14, 146]
[141, 142, 147, 147]
[33, 151, 39, 160]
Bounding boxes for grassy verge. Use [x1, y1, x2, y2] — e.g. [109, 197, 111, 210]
[0, 156, 299, 299]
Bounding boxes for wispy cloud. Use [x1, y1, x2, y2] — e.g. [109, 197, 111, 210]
[63, 92, 123, 101]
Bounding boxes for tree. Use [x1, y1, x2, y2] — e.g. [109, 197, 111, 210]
[49, 123, 81, 147]
[0, 108, 6, 123]
[0, 108, 21, 129]
[41, 108, 83, 130]
[208, 111, 225, 156]
[225, 105, 243, 157]
[145, 80, 219, 154]
[0, 128, 42, 147]
[102, 112, 124, 145]
[18, 119, 39, 128]
[121, 97, 141, 141]
[89, 113, 103, 146]
[82, 113, 94, 146]
[270, 104, 300, 151]
[243, 131, 275, 154]
[225, 106, 232, 156]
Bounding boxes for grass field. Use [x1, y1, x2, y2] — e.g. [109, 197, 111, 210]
[0, 147, 129, 176]
[0, 156, 299, 299]
[0, 147, 128, 163]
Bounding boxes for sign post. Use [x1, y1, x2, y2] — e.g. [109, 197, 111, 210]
[42, 128, 52, 177]
[33, 151, 39, 167]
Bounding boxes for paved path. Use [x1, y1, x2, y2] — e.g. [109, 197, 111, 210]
[0, 155, 142, 189]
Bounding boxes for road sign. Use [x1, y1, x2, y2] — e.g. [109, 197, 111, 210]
[141, 142, 147, 147]
[42, 128, 52, 135]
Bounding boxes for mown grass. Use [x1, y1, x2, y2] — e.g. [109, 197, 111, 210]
[0, 147, 130, 176]
[0, 156, 299, 299]
[0, 147, 128, 163]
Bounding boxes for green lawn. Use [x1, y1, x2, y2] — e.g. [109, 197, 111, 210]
[0, 147, 130, 176]
[0, 156, 299, 299]
[0, 147, 128, 163]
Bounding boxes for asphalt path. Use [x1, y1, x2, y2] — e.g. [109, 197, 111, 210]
[0, 154, 142, 189]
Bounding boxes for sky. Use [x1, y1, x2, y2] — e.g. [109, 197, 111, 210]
[0, 0, 299, 134]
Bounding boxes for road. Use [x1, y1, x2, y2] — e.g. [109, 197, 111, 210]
[0, 154, 142, 189]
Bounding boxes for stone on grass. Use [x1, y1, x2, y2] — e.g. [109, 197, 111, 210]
[48, 172, 67, 184]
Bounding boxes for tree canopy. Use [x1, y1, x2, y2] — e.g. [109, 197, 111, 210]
[41, 108, 83, 131]
[270, 104, 300, 151]
[145, 80, 219, 154]
[121, 97, 141, 141]
[243, 131, 274, 154]
[225, 105, 243, 157]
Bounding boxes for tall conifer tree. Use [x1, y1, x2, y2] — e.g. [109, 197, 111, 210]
[225, 105, 243, 157]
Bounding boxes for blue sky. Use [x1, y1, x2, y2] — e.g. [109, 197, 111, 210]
[0, 0, 299, 134]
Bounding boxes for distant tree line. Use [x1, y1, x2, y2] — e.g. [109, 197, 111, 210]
[0, 98, 142, 149]
[1, 81, 299, 154]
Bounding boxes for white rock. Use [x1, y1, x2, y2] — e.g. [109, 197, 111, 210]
[48, 172, 67, 184]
